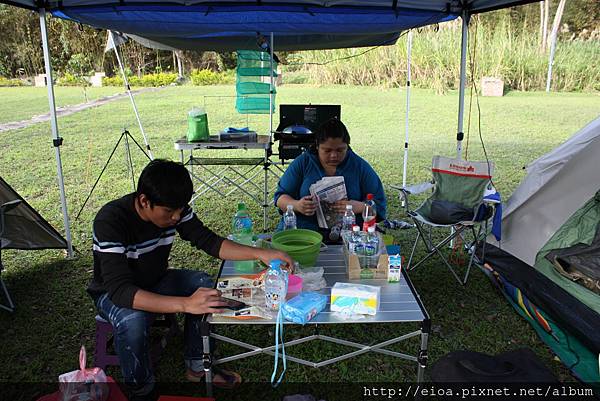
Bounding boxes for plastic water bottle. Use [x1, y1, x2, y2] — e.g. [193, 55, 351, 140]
[264, 259, 288, 311]
[362, 193, 377, 232]
[364, 226, 380, 268]
[283, 204, 297, 230]
[341, 204, 355, 242]
[232, 202, 253, 237]
[232, 203, 254, 272]
[349, 225, 361, 253]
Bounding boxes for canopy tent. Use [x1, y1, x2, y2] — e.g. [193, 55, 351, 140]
[0, 0, 539, 255]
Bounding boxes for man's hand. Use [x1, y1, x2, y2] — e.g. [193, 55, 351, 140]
[183, 288, 227, 315]
[256, 248, 294, 272]
[294, 195, 318, 216]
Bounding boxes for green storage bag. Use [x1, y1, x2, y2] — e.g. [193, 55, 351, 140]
[187, 107, 209, 142]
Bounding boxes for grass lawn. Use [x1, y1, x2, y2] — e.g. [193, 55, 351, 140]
[0, 86, 127, 124]
[0, 84, 599, 399]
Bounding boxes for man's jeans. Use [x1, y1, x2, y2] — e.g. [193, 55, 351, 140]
[95, 269, 212, 396]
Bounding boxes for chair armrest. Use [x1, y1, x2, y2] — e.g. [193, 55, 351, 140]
[390, 182, 434, 212]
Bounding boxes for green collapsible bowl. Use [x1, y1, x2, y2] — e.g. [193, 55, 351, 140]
[271, 229, 323, 267]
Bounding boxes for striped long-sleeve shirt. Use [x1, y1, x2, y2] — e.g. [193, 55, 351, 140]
[88, 193, 225, 308]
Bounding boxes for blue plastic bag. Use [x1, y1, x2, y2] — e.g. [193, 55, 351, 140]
[281, 292, 328, 324]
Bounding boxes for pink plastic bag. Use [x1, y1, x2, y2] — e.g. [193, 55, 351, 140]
[58, 345, 109, 401]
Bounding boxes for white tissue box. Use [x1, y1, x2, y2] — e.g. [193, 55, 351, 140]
[330, 282, 380, 316]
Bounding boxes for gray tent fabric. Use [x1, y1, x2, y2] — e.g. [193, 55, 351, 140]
[488, 116, 600, 266]
[0, 177, 67, 250]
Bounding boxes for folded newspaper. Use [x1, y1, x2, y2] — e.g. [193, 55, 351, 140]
[213, 275, 273, 320]
[309, 176, 347, 229]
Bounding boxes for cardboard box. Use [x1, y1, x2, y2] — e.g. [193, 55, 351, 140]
[343, 232, 389, 280]
[481, 77, 504, 97]
[330, 282, 380, 315]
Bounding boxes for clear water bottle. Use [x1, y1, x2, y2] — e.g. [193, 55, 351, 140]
[364, 226, 380, 268]
[283, 204, 297, 230]
[349, 225, 361, 253]
[341, 204, 355, 242]
[264, 259, 288, 311]
[362, 193, 377, 232]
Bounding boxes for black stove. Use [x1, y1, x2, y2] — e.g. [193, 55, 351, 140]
[274, 104, 341, 160]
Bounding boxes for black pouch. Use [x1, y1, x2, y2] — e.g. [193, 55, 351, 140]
[429, 199, 474, 224]
[430, 348, 557, 383]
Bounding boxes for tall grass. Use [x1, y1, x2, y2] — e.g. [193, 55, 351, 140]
[287, 18, 599, 92]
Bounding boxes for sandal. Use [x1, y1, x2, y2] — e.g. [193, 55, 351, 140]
[185, 367, 242, 389]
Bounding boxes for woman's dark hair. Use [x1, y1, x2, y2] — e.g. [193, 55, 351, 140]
[315, 117, 351, 147]
[136, 159, 193, 209]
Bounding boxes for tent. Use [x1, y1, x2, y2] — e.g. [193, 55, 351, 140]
[0, 0, 540, 256]
[482, 116, 600, 383]
[0, 176, 68, 311]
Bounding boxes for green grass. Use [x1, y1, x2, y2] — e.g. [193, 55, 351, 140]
[0, 86, 124, 124]
[0, 85, 599, 399]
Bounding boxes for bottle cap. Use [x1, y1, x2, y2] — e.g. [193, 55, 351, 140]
[237, 202, 246, 211]
[366, 193, 374, 200]
[352, 225, 359, 232]
[367, 226, 376, 233]
[270, 259, 282, 270]
[345, 204, 352, 210]
[287, 204, 294, 211]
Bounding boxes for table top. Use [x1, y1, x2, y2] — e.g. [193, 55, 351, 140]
[210, 245, 429, 325]
[175, 135, 271, 150]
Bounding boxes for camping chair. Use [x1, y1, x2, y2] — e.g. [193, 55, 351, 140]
[0, 199, 22, 312]
[395, 156, 497, 285]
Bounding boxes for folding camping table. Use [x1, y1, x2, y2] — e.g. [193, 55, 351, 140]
[175, 136, 284, 231]
[200, 244, 430, 392]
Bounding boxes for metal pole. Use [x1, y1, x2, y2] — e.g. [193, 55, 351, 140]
[265, 32, 275, 231]
[402, 30, 413, 189]
[39, 8, 74, 258]
[109, 31, 154, 160]
[456, 12, 470, 160]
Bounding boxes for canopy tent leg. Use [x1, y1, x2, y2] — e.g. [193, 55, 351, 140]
[402, 30, 413, 190]
[456, 11, 470, 160]
[39, 8, 74, 258]
[109, 30, 154, 160]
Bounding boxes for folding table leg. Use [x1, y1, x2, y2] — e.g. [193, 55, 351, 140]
[0, 277, 15, 313]
[201, 321, 213, 398]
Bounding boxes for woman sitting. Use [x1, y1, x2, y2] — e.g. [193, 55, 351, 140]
[274, 118, 386, 239]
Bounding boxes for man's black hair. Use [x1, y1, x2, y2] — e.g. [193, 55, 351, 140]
[315, 117, 351, 146]
[136, 159, 193, 209]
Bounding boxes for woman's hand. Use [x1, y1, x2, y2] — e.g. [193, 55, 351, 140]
[332, 200, 363, 215]
[294, 195, 318, 216]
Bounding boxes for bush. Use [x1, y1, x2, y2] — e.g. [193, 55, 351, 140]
[101, 72, 178, 87]
[102, 76, 123, 86]
[0, 76, 26, 86]
[57, 72, 89, 86]
[190, 69, 231, 85]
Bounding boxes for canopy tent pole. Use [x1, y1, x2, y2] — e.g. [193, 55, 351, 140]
[456, 11, 470, 160]
[402, 30, 413, 189]
[39, 8, 74, 258]
[109, 30, 154, 160]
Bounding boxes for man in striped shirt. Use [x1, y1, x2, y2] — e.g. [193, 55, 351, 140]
[88, 159, 293, 400]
